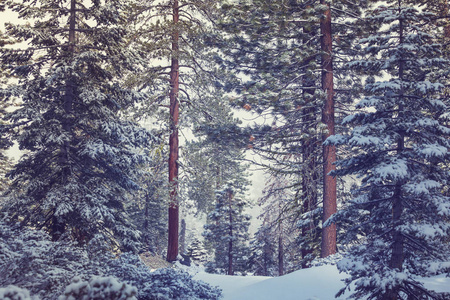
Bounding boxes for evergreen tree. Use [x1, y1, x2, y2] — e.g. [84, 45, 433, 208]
[249, 222, 277, 276]
[182, 99, 252, 273]
[183, 110, 248, 217]
[182, 141, 217, 215]
[319, 0, 337, 259]
[186, 237, 209, 266]
[126, 154, 168, 254]
[217, 0, 365, 263]
[0, 0, 155, 250]
[253, 176, 306, 274]
[203, 182, 251, 275]
[126, 0, 229, 262]
[0, 30, 14, 196]
[330, 1, 450, 299]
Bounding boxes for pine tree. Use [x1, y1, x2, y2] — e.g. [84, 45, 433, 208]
[249, 222, 277, 276]
[182, 141, 218, 215]
[0, 0, 155, 250]
[203, 182, 251, 275]
[126, 155, 168, 254]
[218, 0, 365, 263]
[181, 97, 252, 273]
[186, 237, 209, 266]
[125, 0, 228, 262]
[253, 175, 308, 274]
[0, 31, 13, 196]
[330, 1, 450, 299]
[320, 0, 337, 258]
[183, 108, 248, 217]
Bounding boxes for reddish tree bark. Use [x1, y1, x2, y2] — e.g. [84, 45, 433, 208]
[167, 0, 180, 262]
[320, 1, 337, 258]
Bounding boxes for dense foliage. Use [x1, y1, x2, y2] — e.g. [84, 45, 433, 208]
[216, 0, 365, 266]
[59, 276, 138, 300]
[0, 0, 156, 250]
[203, 183, 251, 275]
[107, 253, 222, 300]
[330, 1, 450, 299]
[0, 221, 222, 300]
[0, 220, 105, 299]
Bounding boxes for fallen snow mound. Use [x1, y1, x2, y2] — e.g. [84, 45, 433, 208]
[194, 265, 450, 300]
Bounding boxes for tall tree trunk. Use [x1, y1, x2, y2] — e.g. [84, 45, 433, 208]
[167, 0, 180, 262]
[301, 38, 318, 266]
[388, 5, 405, 298]
[320, 0, 337, 258]
[53, 0, 77, 241]
[227, 189, 234, 275]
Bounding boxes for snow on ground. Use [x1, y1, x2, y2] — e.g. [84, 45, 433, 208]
[193, 265, 450, 300]
[194, 265, 348, 300]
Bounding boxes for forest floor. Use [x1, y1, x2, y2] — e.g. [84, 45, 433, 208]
[192, 265, 450, 300]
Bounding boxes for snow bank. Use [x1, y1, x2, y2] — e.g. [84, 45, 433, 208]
[194, 265, 348, 300]
[194, 265, 450, 300]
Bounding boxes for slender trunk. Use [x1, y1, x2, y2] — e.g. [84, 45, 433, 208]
[388, 4, 405, 298]
[320, 0, 337, 258]
[301, 55, 318, 267]
[278, 220, 284, 276]
[67, 0, 76, 54]
[167, 0, 180, 262]
[227, 190, 234, 275]
[301, 108, 317, 266]
[143, 191, 150, 251]
[263, 241, 268, 276]
[53, 0, 77, 241]
[390, 186, 404, 272]
[262, 218, 269, 276]
[180, 218, 186, 255]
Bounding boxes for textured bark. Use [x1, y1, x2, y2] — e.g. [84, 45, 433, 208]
[167, 0, 180, 262]
[320, 0, 337, 258]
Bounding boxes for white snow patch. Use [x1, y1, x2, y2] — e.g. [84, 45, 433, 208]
[194, 265, 350, 300]
[404, 180, 440, 195]
[416, 144, 447, 159]
[373, 159, 408, 180]
[194, 265, 450, 300]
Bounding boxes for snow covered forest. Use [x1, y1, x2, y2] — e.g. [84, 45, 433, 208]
[0, 0, 449, 299]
